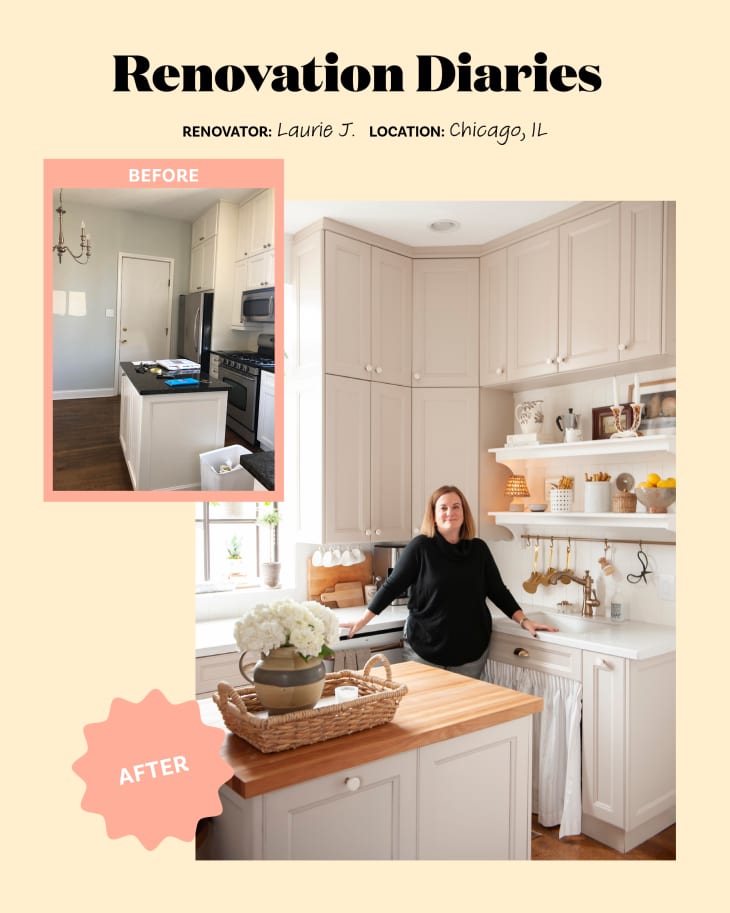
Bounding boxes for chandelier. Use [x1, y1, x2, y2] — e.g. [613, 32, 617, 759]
[53, 189, 91, 264]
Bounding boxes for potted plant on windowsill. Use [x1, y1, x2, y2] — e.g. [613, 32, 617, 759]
[226, 535, 245, 579]
[258, 502, 281, 588]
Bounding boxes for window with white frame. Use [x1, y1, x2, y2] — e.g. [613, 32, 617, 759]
[195, 502, 279, 591]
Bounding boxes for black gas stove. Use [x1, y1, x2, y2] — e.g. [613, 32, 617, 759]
[215, 333, 275, 372]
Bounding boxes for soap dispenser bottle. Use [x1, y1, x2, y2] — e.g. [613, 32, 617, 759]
[609, 583, 625, 622]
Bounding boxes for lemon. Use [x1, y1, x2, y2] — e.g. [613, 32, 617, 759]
[657, 478, 676, 488]
[645, 472, 661, 487]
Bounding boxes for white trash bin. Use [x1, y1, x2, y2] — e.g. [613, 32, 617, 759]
[199, 445, 254, 491]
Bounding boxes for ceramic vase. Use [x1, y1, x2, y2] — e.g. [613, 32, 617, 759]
[239, 646, 326, 715]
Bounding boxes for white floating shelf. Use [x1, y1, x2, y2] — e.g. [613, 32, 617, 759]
[489, 435, 675, 463]
[489, 511, 676, 533]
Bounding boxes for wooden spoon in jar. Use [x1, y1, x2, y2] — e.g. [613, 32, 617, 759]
[522, 542, 541, 593]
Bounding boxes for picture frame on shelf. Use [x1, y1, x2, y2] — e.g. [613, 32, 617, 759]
[629, 377, 676, 436]
[592, 403, 632, 440]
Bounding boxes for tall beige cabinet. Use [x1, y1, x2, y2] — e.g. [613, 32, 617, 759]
[286, 223, 480, 546]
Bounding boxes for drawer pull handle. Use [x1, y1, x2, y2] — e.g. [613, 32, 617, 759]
[345, 776, 362, 792]
[514, 648, 529, 658]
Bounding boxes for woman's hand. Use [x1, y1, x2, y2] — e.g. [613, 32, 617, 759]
[340, 611, 374, 638]
[517, 616, 559, 637]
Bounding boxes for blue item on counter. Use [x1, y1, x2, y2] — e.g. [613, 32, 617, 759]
[165, 377, 200, 386]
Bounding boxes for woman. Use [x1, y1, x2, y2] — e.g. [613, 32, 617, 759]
[343, 485, 557, 678]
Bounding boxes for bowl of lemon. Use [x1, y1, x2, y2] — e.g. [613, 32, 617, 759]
[634, 473, 676, 513]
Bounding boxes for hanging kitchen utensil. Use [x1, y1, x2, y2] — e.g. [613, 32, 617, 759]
[627, 546, 652, 585]
[558, 540, 573, 584]
[539, 539, 556, 586]
[522, 540, 541, 593]
[598, 540, 616, 575]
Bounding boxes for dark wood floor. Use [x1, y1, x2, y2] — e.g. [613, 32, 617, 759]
[53, 396, 132, 490]
[53, 396, 251, 491]
[531, 816, 676, 860]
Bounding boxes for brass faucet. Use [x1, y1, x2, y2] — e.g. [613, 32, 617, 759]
[547, 569, 601, 616]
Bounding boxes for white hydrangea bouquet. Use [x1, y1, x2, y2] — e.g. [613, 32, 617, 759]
[233, 599, 340, 661]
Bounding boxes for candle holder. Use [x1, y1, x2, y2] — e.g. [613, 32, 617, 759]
[610, 403, 643, 438]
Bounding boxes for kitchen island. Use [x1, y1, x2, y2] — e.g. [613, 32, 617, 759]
[119, 362, 230, 490]
[197, 661, 543, 860]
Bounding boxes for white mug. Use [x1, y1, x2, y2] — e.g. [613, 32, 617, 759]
[335, 686, 359, 703]
[565, 428, 583, 443]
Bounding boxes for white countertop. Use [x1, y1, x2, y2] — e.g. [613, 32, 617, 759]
[490, 606, 675, 660]
[196, 601, 673, 661]
[196, 604, 408, 658]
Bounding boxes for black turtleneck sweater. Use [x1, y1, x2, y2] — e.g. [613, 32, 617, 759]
[368, 532, 522, 666]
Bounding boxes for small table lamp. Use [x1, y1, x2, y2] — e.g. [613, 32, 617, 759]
[505, 474, 530, 511]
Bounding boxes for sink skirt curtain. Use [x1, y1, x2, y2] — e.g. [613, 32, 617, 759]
[484, 660, 582, 838]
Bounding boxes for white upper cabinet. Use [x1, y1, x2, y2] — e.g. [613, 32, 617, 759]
[558, 205, 621, 372]
[324, 234, 412, 385]
[324, 233, 372, 380]
[412, 259, 480, 386]
[371, 247, 413, 386]
[191, 205, 219, 248]
[189, 236, 216, 292]
[507, 229, 560, 381]
[479, 248, 508, 385]
[236, 189, 275, 261]
[619, 201, 667, 361]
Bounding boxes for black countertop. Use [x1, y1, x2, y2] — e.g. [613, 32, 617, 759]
[121, 363, 231, 396]
[240, 451, 275, 491]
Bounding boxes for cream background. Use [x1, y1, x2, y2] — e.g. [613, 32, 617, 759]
[3, 0, 720, 908]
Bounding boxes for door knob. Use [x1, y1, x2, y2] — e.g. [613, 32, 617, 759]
[345, 776, 361, 792]
[514, 648, 529, 657]
[413, 372, 421, 380]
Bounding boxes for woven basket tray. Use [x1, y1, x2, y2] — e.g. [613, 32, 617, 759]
[213, 654, 408, 753]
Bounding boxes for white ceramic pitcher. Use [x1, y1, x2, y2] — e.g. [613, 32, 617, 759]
[515, 400, 545, 434]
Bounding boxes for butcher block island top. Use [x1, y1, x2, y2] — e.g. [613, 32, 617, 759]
[199, 661, 543, 799]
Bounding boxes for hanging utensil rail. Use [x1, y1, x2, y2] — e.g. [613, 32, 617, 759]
[520, 534, 675, 548]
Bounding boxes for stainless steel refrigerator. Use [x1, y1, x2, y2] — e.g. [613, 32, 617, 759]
[178, 291, 213, 373]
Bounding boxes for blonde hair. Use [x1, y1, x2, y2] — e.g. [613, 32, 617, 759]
[420, 485, 476, 540]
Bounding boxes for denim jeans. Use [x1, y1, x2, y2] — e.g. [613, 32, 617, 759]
[402, 639, 488, 680]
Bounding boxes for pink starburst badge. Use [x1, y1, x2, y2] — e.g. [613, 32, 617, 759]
[73, 689, 233, 850]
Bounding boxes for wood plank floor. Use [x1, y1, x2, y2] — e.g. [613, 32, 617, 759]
[52, 396, 251, 491]
[531, 816, 676, 860]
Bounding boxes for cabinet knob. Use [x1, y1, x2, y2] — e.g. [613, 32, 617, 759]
[365, 529, 372, 536]
[545, 357, 555, 365]
[557, 355, 566, 364]
[496, 367, 504, 375]
[375, 529, 382, 536]
[365, 364, 373, 373]
[375, 366, 383, 374]
[514, 648, 529, 657]
[618, 342, 628, 351]
[345, 776, 362, 792]
[413, 372, 421, 381]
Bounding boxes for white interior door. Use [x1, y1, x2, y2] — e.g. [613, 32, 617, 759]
[117, 254, 173, 369]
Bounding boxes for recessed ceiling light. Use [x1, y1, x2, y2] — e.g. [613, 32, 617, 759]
[428, 219, 460, 233]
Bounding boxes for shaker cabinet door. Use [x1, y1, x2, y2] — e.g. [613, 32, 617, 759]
[263, 751, 418, 859]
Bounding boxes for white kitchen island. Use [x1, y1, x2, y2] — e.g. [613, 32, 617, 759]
[197, 661, 542, 860]
[119, 363, 230, 490]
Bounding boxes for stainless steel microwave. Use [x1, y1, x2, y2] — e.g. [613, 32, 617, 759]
[241, 287, 274, 324]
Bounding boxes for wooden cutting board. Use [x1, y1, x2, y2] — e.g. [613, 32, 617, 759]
[307, 554, 373, 603]
[320, 582, 365, 607]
